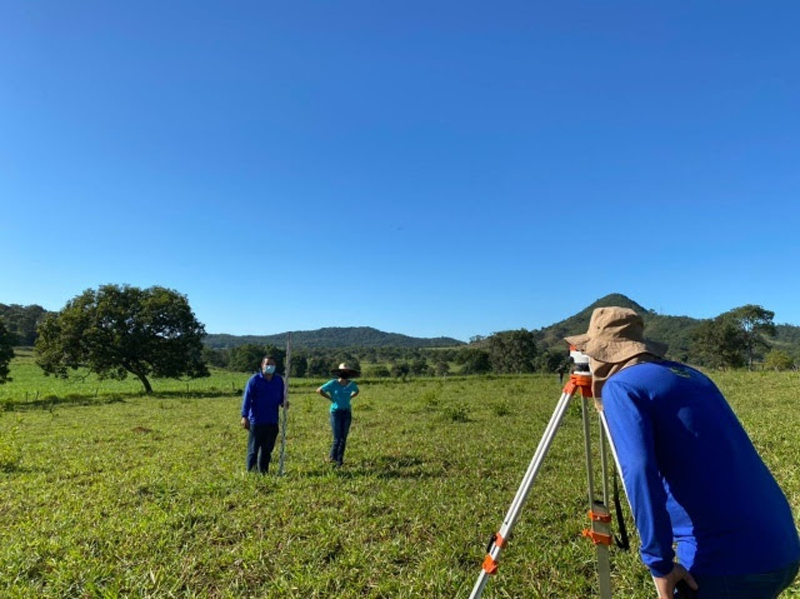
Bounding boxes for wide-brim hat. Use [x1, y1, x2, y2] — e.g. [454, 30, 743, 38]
[564, 306, 668, 364]
[331, 362, 360, 378]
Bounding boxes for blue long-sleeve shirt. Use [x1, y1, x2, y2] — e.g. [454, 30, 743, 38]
[602, 361, 800, 577]
[241, 373, 284, 425]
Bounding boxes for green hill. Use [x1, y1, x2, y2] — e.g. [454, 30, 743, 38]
[204, 326, 465, 350]
[536, 293, 704, 361]
[536, 293, 800, 362]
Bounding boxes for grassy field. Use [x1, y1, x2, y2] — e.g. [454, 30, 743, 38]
[1, 355, 799, 598]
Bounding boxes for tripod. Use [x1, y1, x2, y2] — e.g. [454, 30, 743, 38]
[469, 350, 627, 599]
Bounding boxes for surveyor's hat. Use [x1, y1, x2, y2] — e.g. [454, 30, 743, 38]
[564, 306, 668, 364]
[331, 363, 360, 378]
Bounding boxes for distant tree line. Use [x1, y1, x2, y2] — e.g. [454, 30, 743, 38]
[0, 303, 50, 346]
[1, 292, 797, 396]
[201, 329, 571, 379]
[205, 327, 463, 350]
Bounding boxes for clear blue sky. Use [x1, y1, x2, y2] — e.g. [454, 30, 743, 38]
[2, 1, 799, 342]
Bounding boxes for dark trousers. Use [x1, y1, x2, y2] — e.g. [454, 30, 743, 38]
[246, 423, 279, 473]
[690, 560, 799, 598]
[329, 409, 352, 465]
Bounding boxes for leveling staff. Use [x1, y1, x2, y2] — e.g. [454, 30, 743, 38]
[566, 307, 800, 599]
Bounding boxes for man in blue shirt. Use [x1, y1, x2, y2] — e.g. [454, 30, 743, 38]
[241, 355, 286, 473]
[566, 307, 799, 599]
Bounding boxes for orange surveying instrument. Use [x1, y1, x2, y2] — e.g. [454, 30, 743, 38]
[468, 346, 629, 599]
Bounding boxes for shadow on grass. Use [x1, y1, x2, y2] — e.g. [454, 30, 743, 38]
[3, 389, 242, 412]
[301, 453, 442, 480]
[0, 462, 32, 474]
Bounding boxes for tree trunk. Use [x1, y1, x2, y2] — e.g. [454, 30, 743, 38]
[134, 371, 153, 394]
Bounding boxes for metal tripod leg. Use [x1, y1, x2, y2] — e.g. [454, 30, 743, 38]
[469, 377, 622, 599]
[581, 396, 613, 599]
[468, 389, 574, 599]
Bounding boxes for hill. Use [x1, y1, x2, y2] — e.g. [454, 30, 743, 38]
[536, 293, 800, 362]
[536, 293, 705, 361]
[204, 326, 465, 350]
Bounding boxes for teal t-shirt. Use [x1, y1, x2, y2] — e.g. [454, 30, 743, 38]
[321, 379, 359, 412]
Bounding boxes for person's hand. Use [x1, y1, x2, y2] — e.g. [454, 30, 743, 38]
[241, 417, 250, 430]
[652, 563, 697, 598]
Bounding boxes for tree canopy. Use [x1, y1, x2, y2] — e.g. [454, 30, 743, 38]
[35, 284, 209, 393]
[691, 305, 776, 369]
[486, 329, 538, 373]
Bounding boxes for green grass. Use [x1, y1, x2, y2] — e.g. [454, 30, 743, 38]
[1, 358, 799, 598]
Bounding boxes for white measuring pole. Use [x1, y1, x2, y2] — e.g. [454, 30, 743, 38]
[278, 334, 291, 476]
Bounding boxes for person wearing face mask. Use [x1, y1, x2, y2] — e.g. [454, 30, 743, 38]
[240, 355, 286, 473]
[316, 363, 360, 467]
[565, 307, 799, 599]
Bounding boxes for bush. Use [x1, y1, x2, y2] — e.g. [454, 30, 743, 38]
[763, 349, 795, 371]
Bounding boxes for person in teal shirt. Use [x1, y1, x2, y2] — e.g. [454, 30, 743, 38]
[316, 363, 360, 467]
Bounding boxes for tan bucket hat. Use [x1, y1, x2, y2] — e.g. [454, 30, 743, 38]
[564, 306, 668, 364]
[331, 363, 360, 378]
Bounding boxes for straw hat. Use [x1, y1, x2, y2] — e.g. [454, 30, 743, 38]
[331, 363, 360, 378]
[564, 306, 668, 364]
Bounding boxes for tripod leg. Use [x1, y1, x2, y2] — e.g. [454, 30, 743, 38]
[581, 397, 613, 599]
[469, 390, 574, 599]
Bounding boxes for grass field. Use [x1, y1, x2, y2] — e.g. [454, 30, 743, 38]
[1, 355, 799, 598]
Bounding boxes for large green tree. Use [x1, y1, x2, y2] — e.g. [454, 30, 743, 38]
[456, 348, 492, 374]
[691, 315, 747, 369]
[35, 284, 209, 394]
[486, 329, 538, 373]
[690, 305, 777, 370]
[726, 305, 777, 369]
[0, 319, 15, 384]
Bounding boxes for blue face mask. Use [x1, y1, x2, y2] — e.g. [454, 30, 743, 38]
[263, 364, 276, 375]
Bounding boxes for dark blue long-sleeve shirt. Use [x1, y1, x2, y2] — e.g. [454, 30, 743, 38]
[241, 373, 284, 425]
[602, 361, 800, 577]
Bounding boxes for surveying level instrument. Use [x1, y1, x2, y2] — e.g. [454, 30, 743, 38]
[468, 345, 629, 599]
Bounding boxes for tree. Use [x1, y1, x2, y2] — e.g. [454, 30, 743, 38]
[290, 355, 308, 378]
[35, 284, 209, 394]
[456, 348, 492, 374]
[536, 348, 569, 373]
[202, 346, 229, 369]
[390, 361, 410, 380]
[726, 305, 777, 369]
[434, 360, 450, 377]
[228, 344, 268, 373]
[306, 355, 332, 378]
[0, 319, 15, 384]
[366, 364, 391, 378]
[409, 357, 431, 376]
[486, 329, 538, 373]
[691, 305, 778, 370]
[691, 316, 747, 369]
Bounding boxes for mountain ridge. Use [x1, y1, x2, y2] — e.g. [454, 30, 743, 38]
[204, 326, 465, 350]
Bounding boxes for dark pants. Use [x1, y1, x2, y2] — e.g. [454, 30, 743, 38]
[690, 560, 799, 598]
[329, 409, 352, 465]
[246, 423, 279, 473]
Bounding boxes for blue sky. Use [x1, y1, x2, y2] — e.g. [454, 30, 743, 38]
[2, 1, 799, 341]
